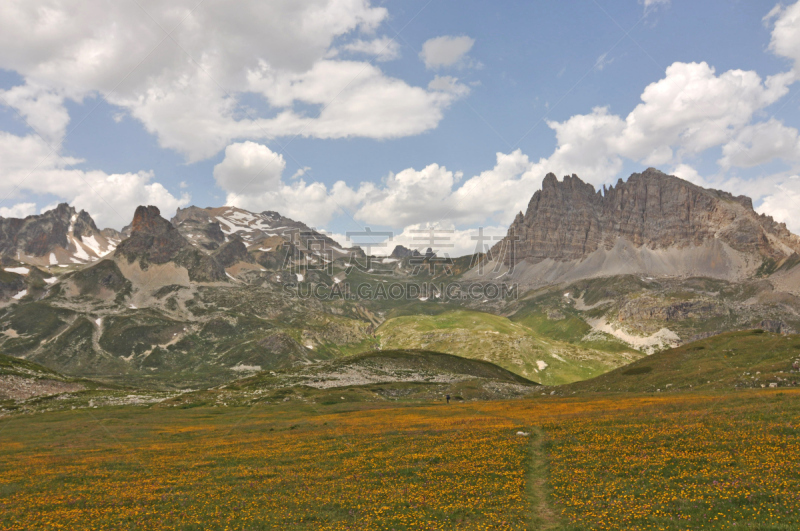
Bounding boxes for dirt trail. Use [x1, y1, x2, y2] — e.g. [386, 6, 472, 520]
[527, 427, 563, 530]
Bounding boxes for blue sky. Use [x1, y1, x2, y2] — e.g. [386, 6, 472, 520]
[1, 0, 799, 255]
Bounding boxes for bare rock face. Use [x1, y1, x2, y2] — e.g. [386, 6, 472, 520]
[212, 235, 255, 268]
[0, 204, 122, 265]
[493, 168, 800, 270]
[389, 245, 415, 259]
[115, 205, 226, 282]
[170, 206, 226, 251]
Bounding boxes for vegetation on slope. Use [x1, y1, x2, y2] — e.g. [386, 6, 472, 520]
[563, 330, 800, 393]
[377, 310, 641, 385]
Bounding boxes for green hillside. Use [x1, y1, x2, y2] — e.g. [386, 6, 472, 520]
[562, 330, 800, 393]
[376, 309, 642, 385]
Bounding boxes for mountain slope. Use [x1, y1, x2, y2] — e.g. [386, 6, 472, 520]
[172, 205, 357, 260]
[376, 309, 641, 385]
[561, 329, 800, 394]
[0, 352, 90, 402]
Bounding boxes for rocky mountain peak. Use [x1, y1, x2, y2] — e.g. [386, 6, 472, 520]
[117, 206, 191, 264]
[487, 169, 800, 285]
[130, 205, 167, 235]
[115, 205, 226, 282]
[0, 203, 120, 265]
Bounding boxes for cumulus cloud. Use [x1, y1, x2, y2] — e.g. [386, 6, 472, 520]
[213, 142, 286, 195]
[214, 142, 370, 227]
[0, 202, 37, 219]
[719, 119, 800, 168]
[0, 132, 188, 228]
[609, 62, 792, 164]
[0, 0, 461, 162]
[420, 35, 475, 69]
[0, 82, 69, 145]
[766, 1, 800, 73]
[371, 222, 510, 258]
[758, 175, 800, 233]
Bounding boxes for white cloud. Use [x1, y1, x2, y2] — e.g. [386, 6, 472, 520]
[356, 164, 460, 227]
[214, 142, 369, 227]
[420, 35, 475, 69]
[340, 37, 400, 61]
[0, 82, 69, 145]
[427, 75, 471, 97]
[71, 173, 190, 229]
[766, 1, 800, 73]
[0, 132, 188, 228]
[213, 142, 286, 195]
[758, 175, 800, 233]
[0, 202, 37, 219]
[371, 222, 510, 258]
[610, 62, 792, 164]
[0, 0, 460, 162]
[719, 119, 800, 168]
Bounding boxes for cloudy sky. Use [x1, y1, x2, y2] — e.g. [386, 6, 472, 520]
[1, 0, 799, 255]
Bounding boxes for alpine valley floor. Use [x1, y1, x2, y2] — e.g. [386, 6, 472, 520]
[2, 330, 800, 530]
[1, 388, 798, 530]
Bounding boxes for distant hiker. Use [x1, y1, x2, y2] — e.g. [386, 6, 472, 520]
[446, 394, 450, 404]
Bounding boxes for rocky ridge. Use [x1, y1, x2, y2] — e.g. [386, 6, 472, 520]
[485, 168, 800, 286]
[0, 204, 121, 267]
[115, 206, 226, 282]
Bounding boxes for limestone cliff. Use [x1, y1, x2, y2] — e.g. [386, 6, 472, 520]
[493, 168, 800, 268]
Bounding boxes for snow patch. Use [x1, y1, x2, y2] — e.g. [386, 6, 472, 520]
[71, 238, 90, 261]
[12, 290, 27, 300]
[5, 267, 29, 275]
[536, 360, 548, 371]
[49, 253, 57, 265]
[296, 273, 304, 282]
[95, 317, 103, 327]
[82, 235, 105, 256]
[44, 277, 57, 284]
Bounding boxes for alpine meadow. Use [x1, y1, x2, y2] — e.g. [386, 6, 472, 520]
[2, 1, 800, 529]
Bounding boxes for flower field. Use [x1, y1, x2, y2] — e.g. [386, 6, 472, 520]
[1, 390, 799, 530]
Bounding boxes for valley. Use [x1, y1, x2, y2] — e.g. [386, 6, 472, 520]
[2, 169, 800, 530]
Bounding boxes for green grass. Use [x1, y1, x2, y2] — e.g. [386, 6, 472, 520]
[377, 310, 642, 385]
[2, 390, 799, 529]
[564, 329, 800, 394]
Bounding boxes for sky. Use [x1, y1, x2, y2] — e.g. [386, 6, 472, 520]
[1, 0, 799, 256]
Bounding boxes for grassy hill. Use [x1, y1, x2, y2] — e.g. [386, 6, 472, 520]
[0, 352, 98, 404]
[376, 310, 642, 385]
[224, 349, 540, 403]
[562, 330, 800, 394]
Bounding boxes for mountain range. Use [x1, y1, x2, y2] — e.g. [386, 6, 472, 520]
[1, 168, 798, 389]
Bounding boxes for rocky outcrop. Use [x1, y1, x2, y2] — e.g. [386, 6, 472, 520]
[390, 245, 416, 259]
[492, 168, 800, 271]
[170, 206, 226, 251]
[115, 205, 226, 282]
[212, 235, 255, 268]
